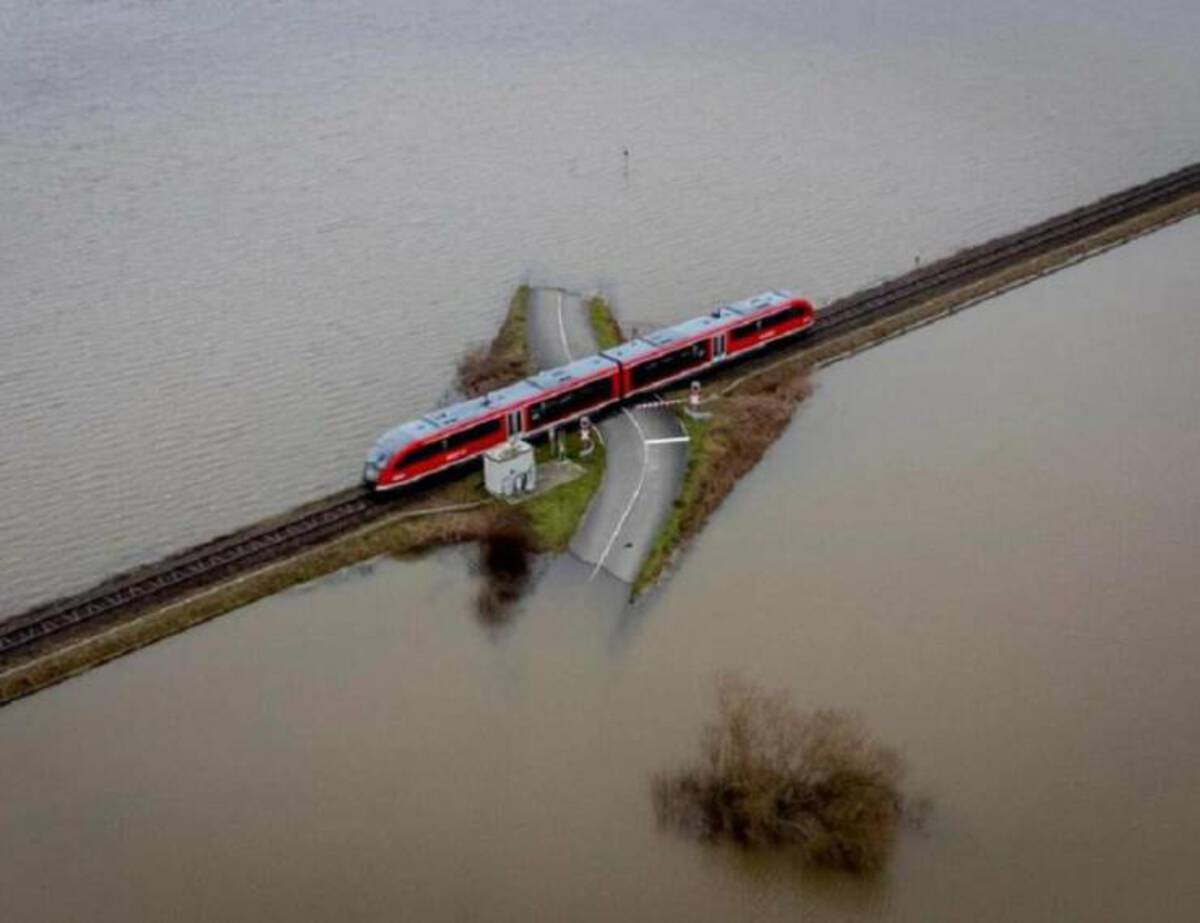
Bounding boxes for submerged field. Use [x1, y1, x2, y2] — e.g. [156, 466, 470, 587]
[5, 218, 1199, 921]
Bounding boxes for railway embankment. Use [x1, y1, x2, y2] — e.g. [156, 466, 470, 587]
[632, 171, 1200, 594]
[0, 286, 617, 707]
[3, 163, 1198, 705]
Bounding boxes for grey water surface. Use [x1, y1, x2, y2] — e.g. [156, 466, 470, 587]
[3, 0, 1200, 610]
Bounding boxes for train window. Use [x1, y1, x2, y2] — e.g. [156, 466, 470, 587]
[763, 306, 804, 328]
[401, 439, 446, 468]
[445, 418, 503, 452]
[731, 307, 805, 340]
[630, 341, 709, 389]
[528, 377, 614, 427]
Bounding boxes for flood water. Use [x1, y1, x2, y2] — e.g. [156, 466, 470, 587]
[3, 213, 1199, 920]
[4, 1, 1200, 610]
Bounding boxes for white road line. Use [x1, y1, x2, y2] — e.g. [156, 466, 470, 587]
[588, 407, 650, 581]
[556, 290, 574, 362]
[643, 436, 690, 445]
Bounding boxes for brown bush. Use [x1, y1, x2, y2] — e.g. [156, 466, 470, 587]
[457, 285, 532, 398]
[653, 676, 904, 873]
[687, 366, 812, 538]
[457, 343, 529, 399]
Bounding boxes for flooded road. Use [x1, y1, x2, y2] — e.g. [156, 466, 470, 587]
[3, 217, 1198, 921]
[4, 1, 1200, 609]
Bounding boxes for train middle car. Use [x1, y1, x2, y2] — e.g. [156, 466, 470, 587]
[363, 291, 814, 491]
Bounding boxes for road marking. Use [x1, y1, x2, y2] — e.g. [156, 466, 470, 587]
[588, 407, 650, 582]
[643, 436, 690, 445]
[556, 290, 574, 362]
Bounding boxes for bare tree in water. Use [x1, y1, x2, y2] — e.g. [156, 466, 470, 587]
[653, 676, 905, 873]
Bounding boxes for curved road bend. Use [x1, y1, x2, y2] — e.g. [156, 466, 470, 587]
[526, 287, 686, 584]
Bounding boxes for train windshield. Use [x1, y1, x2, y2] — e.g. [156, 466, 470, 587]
[366, 447, 389, 467]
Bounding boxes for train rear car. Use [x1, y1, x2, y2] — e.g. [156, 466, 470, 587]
[723, 290, 814, 356]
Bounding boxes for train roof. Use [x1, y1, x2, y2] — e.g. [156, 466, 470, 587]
[659, 306, 744, 340]
[373, 418, 438, 455]
[602, 306, 743, 364]
[525, 354, 617, 392]
[601, 338, 658, 364]
[485, 379, 545, 408]
[726, 290, 794, 318]
[423, 381, 542, 431]
[373, 380, 544, 455]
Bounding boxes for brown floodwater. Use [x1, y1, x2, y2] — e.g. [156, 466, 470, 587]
[3, 217, 1198, 920]
[5, 0, 1200, 612]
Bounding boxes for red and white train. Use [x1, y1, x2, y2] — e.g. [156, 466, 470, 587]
[363, 291, 814, 491]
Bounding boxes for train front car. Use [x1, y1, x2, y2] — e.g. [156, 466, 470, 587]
[362, 417, 445, 491]
[363, 385, 533, 492]
[722, 290, 814, 356]
[362, 367, 622, 492]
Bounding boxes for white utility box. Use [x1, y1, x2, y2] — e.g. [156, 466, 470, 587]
[483, 439, 536, 498]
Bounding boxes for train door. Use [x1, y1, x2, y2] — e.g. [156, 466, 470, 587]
[506, 408, 523, 438]
[713, 334, 727, 361]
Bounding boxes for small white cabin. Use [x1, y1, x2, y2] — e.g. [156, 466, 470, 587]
[483, 439, 536, 498]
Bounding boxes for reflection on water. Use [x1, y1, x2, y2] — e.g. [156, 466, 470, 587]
[3, 218, 1198, 921]
[3, 1, 1200, 609]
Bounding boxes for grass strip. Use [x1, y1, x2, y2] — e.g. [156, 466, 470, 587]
[586, 294, 624, 350]
[523, 436, 607, 552]
[632, 363, 812, 596]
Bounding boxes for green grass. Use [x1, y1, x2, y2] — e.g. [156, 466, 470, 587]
[586, 294, 624, 350]
[632, 411, 708, 596]
[522, 435, 606, 552]
[495, 283, 532, 363]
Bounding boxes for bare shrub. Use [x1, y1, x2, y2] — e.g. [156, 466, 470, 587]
[475, 510, 534, 622]
[686, 367, 813, 537]
[457, 343, 529, 399]
[457, 286, 532, 398]
[653, 676, 904, 873]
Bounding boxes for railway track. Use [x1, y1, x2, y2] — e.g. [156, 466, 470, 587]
[3, 161, 1198, 664]
[813, 162, 1200, 338]
[0, 491, 387, 660]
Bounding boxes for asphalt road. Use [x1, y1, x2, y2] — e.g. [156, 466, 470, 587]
[526, 287, 686, 584]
